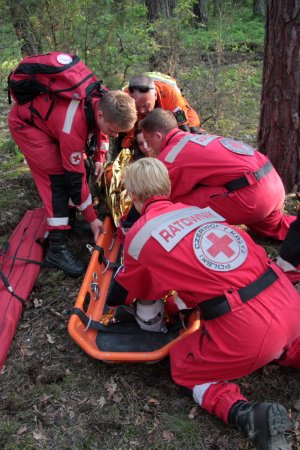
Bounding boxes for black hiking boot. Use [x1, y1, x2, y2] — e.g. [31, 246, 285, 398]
[44, 230, 86, 277]
[228, 401, 291, 450]
[68, 208, 92, 235]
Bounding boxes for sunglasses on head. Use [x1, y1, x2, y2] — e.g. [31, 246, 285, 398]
[128, 85, 155, 94]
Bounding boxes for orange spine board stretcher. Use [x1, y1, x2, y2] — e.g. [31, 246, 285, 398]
[68, 216, 201, 363]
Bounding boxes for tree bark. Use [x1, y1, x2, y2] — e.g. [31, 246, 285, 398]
[253, 0, 266, 17]
[9, 0, 42, 56]
[258, 1, 300, 193]
[193, 0, 208, 24]
[212, 0, 222, 17]
[145, 0, 176, 21]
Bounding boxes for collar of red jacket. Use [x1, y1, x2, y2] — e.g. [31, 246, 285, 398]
[142, 195, 171, 215]
[161, 128, 185, 151]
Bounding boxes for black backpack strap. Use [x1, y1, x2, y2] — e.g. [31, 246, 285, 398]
[84, 96, 95, 131]
[29, 103, 43, 120]
[7, 72, 13, 104]
[84, 81, 109, 131]
[44, 97, 56, 121]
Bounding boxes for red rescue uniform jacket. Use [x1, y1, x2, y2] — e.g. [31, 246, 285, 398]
[9, 96, 109, 228]
[115, 196, 300, 422]
[117, 196, 277, 304]
[157, 130, 294, 240]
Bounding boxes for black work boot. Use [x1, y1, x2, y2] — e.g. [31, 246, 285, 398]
[68, 208, 92, 235]
[44, 230, 86, 277]
[228, 401, 291, 450]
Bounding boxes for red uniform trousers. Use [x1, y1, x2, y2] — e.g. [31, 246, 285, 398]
[170, 262, 300, 422]
[9, 116, 73, 230]
[9, 97, 100, 230]
[173, 164, 294, 241]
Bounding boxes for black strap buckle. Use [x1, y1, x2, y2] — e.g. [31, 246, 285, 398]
[199, 266, 278, 320]
[225, 161, 273, 192]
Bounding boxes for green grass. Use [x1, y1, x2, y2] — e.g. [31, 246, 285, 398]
[0, 186, 23, 210]
[0, 420, 36, 450]
[183, 0, 265, 53]
[179, 59, 262, 144]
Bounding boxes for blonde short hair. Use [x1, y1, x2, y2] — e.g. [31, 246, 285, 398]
[99, 90, 137, 130]
[124, 158, 171, 203]
[141, 108, 177, 135]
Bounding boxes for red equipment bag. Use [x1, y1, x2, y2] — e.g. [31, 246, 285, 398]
[8, 52, 101, 104]
[8, 51, 109, 130]
[0, 208, 47, 370]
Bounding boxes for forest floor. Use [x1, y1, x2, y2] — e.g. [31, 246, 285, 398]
[1, 56, 300, 450]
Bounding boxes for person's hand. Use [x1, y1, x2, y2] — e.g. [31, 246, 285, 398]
[94, 162, 104, 183]
[89, 218, 106, 242]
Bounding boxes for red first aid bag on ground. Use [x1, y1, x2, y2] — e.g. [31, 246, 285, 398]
[0, 209, 46, 369]
[8, 51, 102, 105]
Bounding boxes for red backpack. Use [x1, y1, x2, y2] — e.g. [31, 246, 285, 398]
[8, 52, 108, 129]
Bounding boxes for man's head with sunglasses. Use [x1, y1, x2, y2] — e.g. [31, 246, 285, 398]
[128, 75, 157, 117]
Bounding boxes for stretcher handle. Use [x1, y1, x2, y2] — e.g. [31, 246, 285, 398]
[94, 245, 121, 271]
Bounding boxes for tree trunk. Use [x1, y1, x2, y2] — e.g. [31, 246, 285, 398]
[145, 0, 176, 21]
[145, 0, 177, 71]
[212, 0, 222, 17]
[258, 1, 300, 193]
[9, 0, 42, 56]
[253, 0, 266, 17]
[193, 0, 208, 24]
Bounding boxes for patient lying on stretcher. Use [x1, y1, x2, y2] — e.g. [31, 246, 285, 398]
[102, 122, 154, 228]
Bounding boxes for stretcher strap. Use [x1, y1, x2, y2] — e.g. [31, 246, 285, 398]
[199, 266, 278, 320]
[0, 253, 45, 266]
[0, 268, 26, 308]
[225, 161, 273, 192]
[72, 307, 160, 334]
[71, 307, 180, 334]
[1, 239, 45, 267]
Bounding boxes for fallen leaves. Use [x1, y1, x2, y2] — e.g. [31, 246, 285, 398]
[188, 405, 199, 419]
[148, 397, 160, 405]
[294, 399, 300, 412]
[46, 334, 55, 344]
[162, 430, 175, 442]
[32, 431, 47, 441]
[104, 377, 123, 403]
[104, 378, 117, 398]
[33, 298, 43, 308]
[97, 396, 106, 408]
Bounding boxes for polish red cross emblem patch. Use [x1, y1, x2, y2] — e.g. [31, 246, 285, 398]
[220, 138, 255, 156]
[193, 223, 248, 271]
[70, 152, 82, 165]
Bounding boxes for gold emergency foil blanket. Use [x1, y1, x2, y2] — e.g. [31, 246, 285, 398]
[103, 148, 133, 227]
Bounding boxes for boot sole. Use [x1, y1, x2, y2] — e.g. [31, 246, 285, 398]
[44, 259, 85, 277]
[254, 403, 291, 450]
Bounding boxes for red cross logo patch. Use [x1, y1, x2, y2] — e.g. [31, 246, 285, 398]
[193, 223, 248, 271]
[70, 152, 82, 165]
[220, 138, 255, 156]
